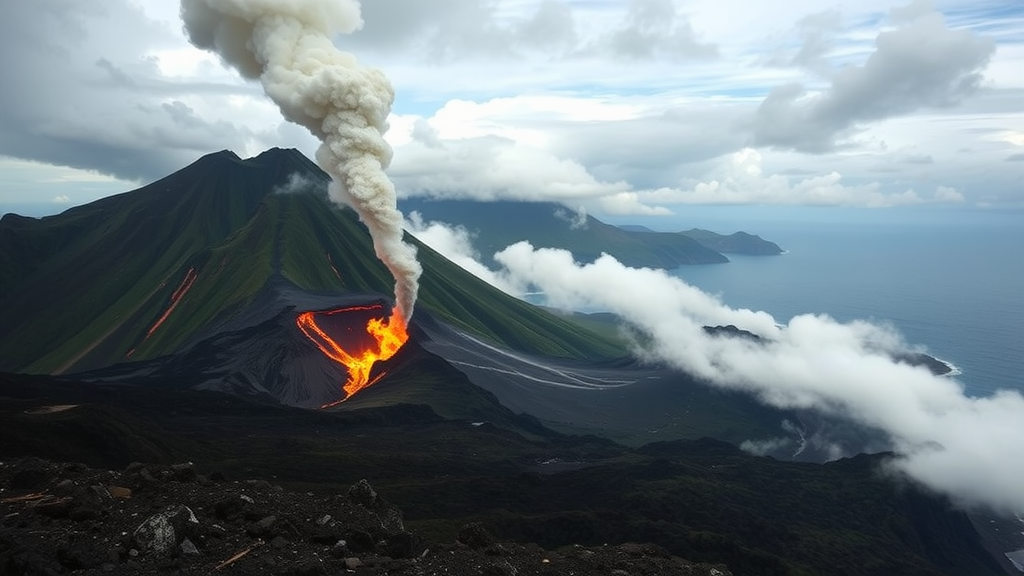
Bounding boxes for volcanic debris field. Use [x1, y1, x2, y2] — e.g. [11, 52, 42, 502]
[0, 374, 1007, 576]
[0, 458, 731, 576]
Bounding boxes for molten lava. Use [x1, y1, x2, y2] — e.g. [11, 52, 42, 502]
[127, 267, 199, 358]
[295, 304, 408, 406]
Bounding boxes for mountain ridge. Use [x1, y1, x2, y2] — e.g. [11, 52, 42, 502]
[0, 149, 623, 376]
[400, 198, 731, 267]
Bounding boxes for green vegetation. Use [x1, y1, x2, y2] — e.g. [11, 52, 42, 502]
[680, 228, 784, 255]
[0, 149, 623, 373]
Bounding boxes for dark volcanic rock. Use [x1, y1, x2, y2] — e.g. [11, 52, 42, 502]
[133, 504, 199, 555]
[0, 458, 732, 576]
[893, 351, 954, 376]
[458, 521, 498, 549]
[703, 324, 763, 341]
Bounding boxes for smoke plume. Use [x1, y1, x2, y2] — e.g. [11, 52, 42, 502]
[180, 0, 421, 321]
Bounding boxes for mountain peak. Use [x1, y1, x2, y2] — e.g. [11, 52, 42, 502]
[188, 148, 319, 176]
[252, 147, 305, 162]
[195, 149, 242, 165]
[247, 147, 325, 180]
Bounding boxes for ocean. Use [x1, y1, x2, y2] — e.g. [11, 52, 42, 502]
[662, 208, 1024, 398]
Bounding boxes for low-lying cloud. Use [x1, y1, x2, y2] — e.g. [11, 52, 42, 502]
[408, 217, 1024, 514]
[404, 212, 519, 293]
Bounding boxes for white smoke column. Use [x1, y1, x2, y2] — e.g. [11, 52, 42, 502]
[180, 0, 421, 321]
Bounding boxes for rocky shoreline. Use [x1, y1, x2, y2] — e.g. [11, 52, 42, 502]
[0, 458, 731, 576]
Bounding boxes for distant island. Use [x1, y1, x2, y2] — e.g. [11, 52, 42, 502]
[401, 198, 784, 268]
[619, 225, 784, 256]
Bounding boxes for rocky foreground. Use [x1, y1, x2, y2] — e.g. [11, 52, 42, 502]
[0, 458, 732, 576]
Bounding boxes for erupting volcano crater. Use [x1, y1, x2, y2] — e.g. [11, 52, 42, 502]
[296, 303, 409, 407]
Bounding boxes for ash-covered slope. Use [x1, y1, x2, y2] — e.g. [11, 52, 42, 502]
[0, 149, 622, 376]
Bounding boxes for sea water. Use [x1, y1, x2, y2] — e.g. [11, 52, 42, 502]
[665, 208, 1024, 398]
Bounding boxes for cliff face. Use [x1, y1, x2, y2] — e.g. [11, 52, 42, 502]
[0, 458, 732, 576]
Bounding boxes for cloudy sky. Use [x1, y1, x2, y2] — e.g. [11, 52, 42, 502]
[1, 0, 1022, 220]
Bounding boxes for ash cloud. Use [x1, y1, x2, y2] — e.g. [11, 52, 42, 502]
[181, 0, 421, 321]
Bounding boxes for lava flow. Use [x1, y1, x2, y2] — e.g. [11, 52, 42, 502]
[295, 304, 408, 406]
[127, 267, 199, 358]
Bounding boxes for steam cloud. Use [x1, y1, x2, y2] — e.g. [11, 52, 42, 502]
[409, 216, 1024, 514]
[493, 243, 1024, 513]
[181, 0, 421, 321]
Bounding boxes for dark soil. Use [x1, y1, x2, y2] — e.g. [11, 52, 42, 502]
[0, 458, 732, 576]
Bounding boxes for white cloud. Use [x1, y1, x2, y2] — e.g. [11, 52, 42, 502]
[385, 99, 970, 213]
[388, 118, 676, 215]
[487, 241, 1024, 513]
[584, 0, 718, 61]
[404, 212, 521, 293]
[752, 7, 996, 152]
[51, 195, 71, 204]
[643, 148, 966, 207]
[0, 0, 1021, 212]
[553, 205, 588, 230]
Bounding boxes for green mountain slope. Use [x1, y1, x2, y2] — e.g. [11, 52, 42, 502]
[681, 228, 784, 255]
[400, 198, 728, 267]
[279, 190, 622, 359]
[617, 225, 783, 256]
[0, 149, 622, 374]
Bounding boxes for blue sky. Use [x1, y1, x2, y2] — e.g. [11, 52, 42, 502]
[0, 0, 1022, 222]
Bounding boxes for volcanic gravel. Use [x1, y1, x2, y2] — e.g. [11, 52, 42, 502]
[0, 458, 732, 576]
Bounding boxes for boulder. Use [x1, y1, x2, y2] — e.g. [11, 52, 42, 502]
[132, 505, 199, 556]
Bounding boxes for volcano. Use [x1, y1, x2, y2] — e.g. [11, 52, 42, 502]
[0, 149, 797, 444]
[0, 150, 646, 410]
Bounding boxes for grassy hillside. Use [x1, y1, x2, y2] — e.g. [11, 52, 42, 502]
[280, 193, 624, 359]
[680, 228, 784, 255]
[0, 149, 623, 373]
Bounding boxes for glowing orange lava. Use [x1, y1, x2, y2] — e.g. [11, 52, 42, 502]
[147, 267, 198, 338]
[326, 252, 343, 282]
[295, 304, 408, 406]
[127, 267, 199, 358]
